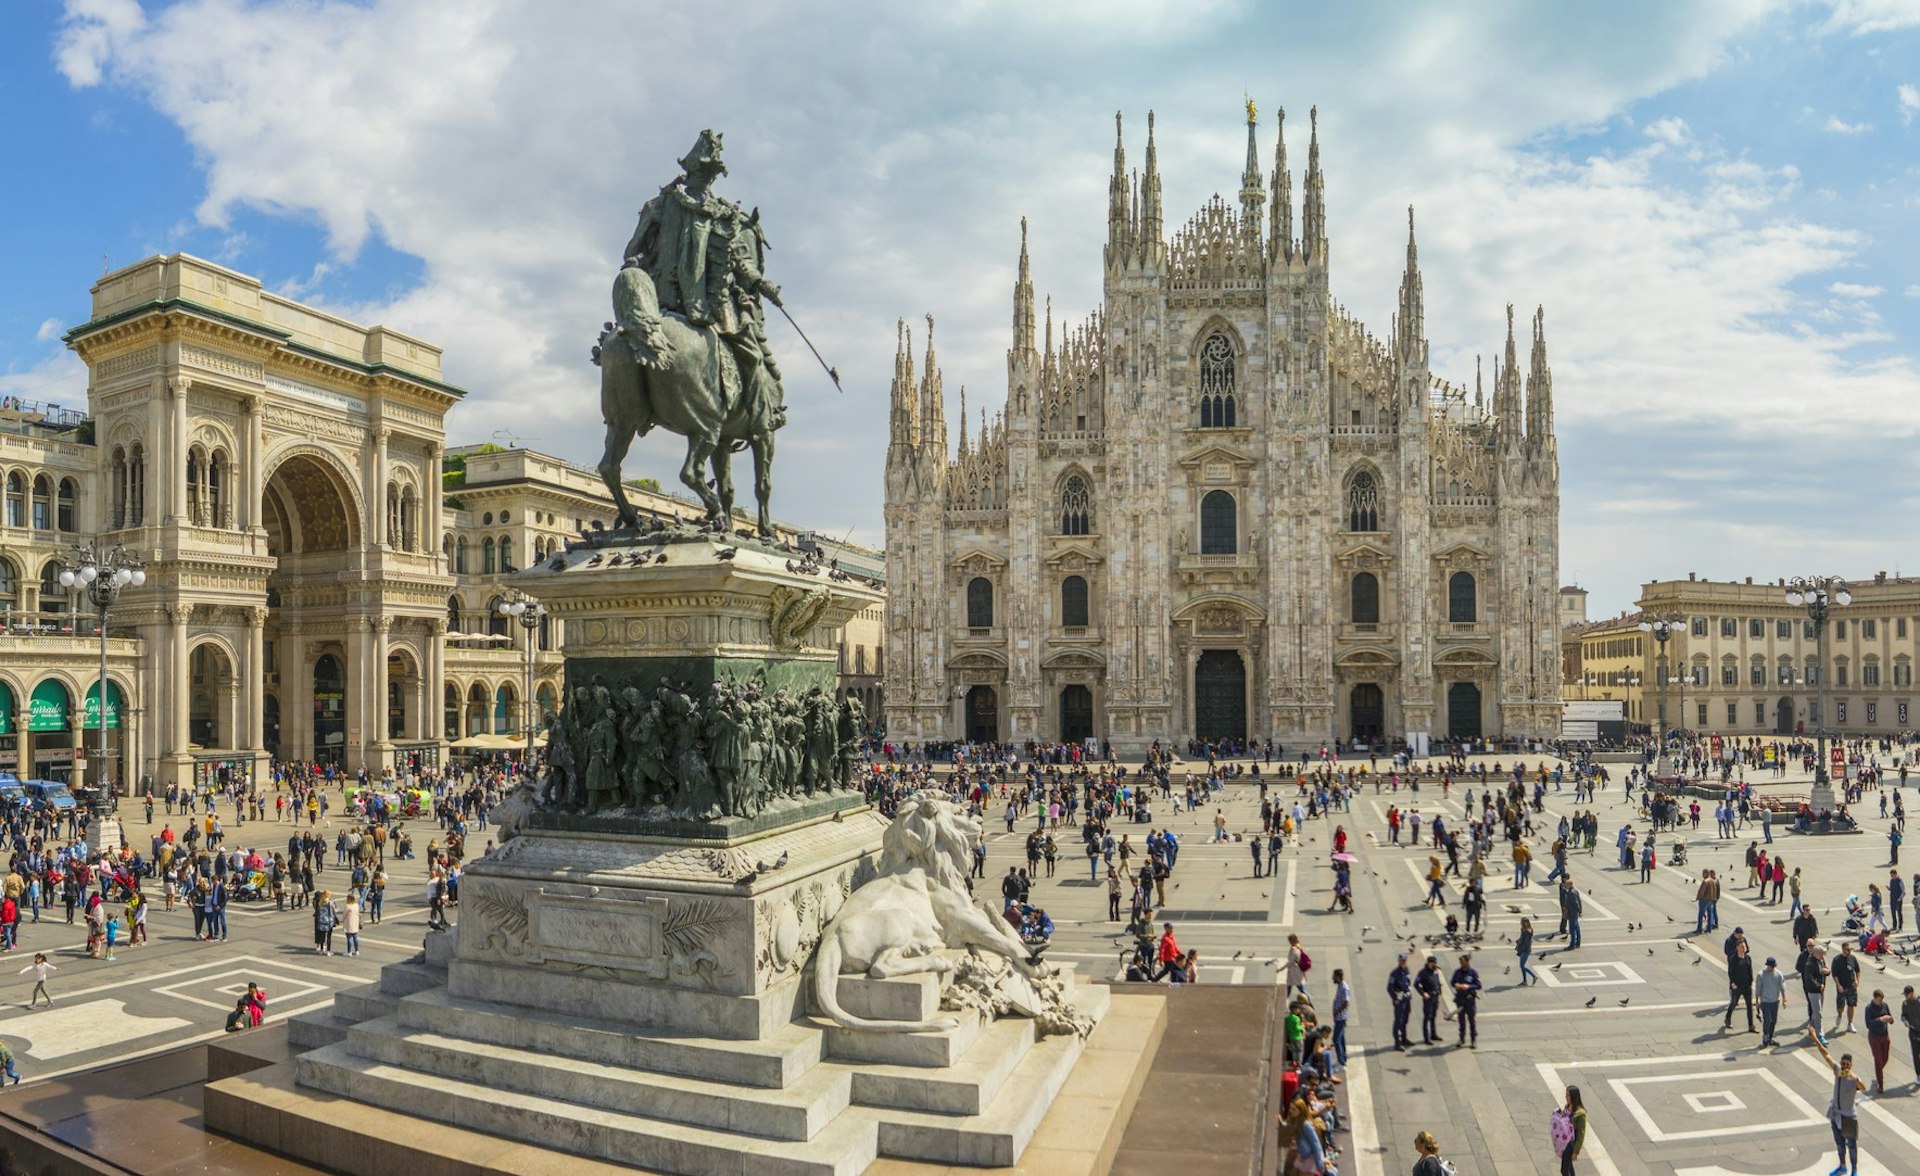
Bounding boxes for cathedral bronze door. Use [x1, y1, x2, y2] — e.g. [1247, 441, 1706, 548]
[1350, 683, 1384, 742]
[1060, 685, 1093, 744]
[1194, 650, 1246, 742]
[1447, 681, 1482, 739]
[965, 685, 999, 744]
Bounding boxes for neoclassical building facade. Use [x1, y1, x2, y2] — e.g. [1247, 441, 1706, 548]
[0, 253, 883, 791]
[884, 107, 1563, 751]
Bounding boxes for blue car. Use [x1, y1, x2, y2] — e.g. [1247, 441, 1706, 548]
[24, 781, 78, 813]
[0, 775, 22, 808]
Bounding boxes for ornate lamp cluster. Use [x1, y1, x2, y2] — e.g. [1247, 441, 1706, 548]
[496, 588, 547, 769]
[57, 542, 147, 800]
[1785, 575, 1849, 797]
[1636, 613, 1686, 776]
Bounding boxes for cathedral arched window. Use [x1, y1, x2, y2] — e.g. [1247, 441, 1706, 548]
[1198, 333, 1235, 428]
[966, 577, 994, 629]
[1351, 572, 1380, 625]
[1059, 474, 1091, 535]
[1200, 490, 1237, 555]
[1345, 469, 1381, 533]
[1448, 572, 1477, 623]
[1061, 575, 1089, 628]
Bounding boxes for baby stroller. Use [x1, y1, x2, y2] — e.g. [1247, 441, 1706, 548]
[1669, 837, 1688, 867]
[233, 869, 269, 903]
[1840, 895, 1867, 935]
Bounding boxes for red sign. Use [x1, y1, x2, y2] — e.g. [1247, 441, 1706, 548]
[1710, 735, 1723, 756]
[1831, 746, 1846, 773]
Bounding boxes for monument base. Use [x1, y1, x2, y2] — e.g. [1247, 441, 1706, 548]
[208, 806, 1143, 1174]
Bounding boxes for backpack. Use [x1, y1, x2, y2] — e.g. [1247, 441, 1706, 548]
[1297, 948, 1313, 973]
[1549, 1107, 1574, 1154]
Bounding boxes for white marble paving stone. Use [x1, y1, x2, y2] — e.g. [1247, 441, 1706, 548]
[0, 998, 192, 1060]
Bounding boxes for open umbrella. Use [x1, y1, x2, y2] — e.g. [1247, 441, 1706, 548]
[1331, 852, 1359, 863]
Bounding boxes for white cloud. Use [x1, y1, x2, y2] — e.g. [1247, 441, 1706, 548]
[50, 0, 1920, 613]
[1907, 284, 1920, 297]
[1823, 114, 1873, 134]
[1900, 83, 1920, 123]
[34, 318, 62, 343]
[1821, 0, 1920, 34]
[1829, 281, 1884, 297]
[1643, 116, 1692, 146]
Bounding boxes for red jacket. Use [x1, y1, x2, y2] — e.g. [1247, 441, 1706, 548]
[1157, 930, 1181, 964]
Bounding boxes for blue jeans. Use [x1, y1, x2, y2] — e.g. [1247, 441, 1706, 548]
[1695, 900, 1711, 931]
[1332, 1020, 1348, 1066]
[1568, 919, 1582, 948]
[345, 931, 359, 954]
[1513, 863, 1529, 887]
[1518, 949, 1538, 984]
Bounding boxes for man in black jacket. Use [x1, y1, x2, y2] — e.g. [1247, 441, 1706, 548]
[1415, 955, 1444, 1044]
[1797, 941, 1830, 1043]
[1724, 938, 1756, 1032]
[1792, 906, 1819, 952]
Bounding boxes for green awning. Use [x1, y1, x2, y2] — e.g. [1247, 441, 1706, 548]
[0, 682, 12, 735]
[28, 680, 71, 733]
[83, 681, 124, 729]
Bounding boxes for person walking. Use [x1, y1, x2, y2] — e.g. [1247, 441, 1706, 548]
[1516, 916, 1540, 986]
[1810, 1031, 1865, 1175]
[1864, 989, 1895, 1092]
[1891, 871, 1908, 933]
[1756, 956, 1788, 1046]
[1512, 839, 1532, 888]
[1412, 1131, 1451, 1176]
[1798, 941, 1831, 1043]
[18, 953, 55, 1007]
[1555, 1085, 1588, 1175]
[1724, 939, 1756, 1033]
[1105, 867, 1121, 921]
[1792, 904, 1819, 952]
[342, 892, 363, 957]
[1450, 953, 1482, 1049]
[1331, 968, 1351, 1067]
[1284, 933, 1311, 1000]
[1900, 984, 1920, 1091]
[1561, 875, 1584, 950]
[1388, 953, 1414, 1048]
[313, 889, 338, 955]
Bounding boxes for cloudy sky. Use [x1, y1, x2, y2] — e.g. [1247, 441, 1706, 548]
[2, 0, 1917, 615]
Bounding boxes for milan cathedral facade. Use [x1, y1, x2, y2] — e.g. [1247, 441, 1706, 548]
[883, 107, 1562, 752]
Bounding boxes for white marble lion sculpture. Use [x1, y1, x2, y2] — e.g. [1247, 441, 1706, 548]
[813, 794, 1046, 1033]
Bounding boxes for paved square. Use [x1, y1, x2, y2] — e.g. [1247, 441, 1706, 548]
[1606, 1068, 1821, 1141]
[1538, 960, 1643, 987]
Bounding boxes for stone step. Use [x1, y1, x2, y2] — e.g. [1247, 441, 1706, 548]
[871, 1017, 1089, 1167]
[286, 1009, 353, 1051]
[345, 1016, 850, 1142]
[377, 958, 443, 998]
[395, 988, 822, 1089]
[821, 1006, 986, 1069]
[331, 982, 398, 1025]
[840, 1013, 1036, 1115]
[447, 956, 804, 1042]
[295, 1043, 878, 1176]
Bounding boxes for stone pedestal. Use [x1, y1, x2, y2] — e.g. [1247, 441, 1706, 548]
[205, 532, 1133, 1174]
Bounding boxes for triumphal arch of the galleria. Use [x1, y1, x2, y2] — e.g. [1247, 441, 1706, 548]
[62, 254, 458, 789]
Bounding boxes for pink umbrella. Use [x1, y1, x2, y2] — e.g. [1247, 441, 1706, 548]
[1332, 852, 1359, 863]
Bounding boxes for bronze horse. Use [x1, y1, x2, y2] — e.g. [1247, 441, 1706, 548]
[594, 264, 780, 534]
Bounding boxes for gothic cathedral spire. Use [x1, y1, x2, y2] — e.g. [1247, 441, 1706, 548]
[1303, 106, 1327, 266]
[1397, 206, 1425, 364]
[1013, 217, 1036, 356]
[1140, 111, 1163, 267]
[1106, 111, 1131, 269]
[1496, 303, 1523, 449]
[1526, 305, 1555, 455]
[1269, 107, 1292, 264]
[887, 317, 918, 454]
[919, 314, 945, 458]
[1239, 98, 1265, 236]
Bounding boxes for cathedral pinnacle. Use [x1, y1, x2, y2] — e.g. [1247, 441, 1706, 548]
[1397, 205, 1425, 362]
[1140, 110, 1162, 265]
[1107, 111, 1132, 266]
[1526, 304, 1555, 452]
[1302, 105, 1326, 265]
[1013, 217, 1035, 354]
[1269, 107, 1292, 264]
[1239, 99, 1266, 233]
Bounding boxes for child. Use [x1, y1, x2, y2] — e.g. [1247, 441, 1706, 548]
[104, 912, 120, 960]
[244, 981, 268, 1027]
[19, 953, 55, 1006]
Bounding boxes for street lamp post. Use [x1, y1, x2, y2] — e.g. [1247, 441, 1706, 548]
[1785, 575, 1850, 814]
[495, 588, 547, 777]
[57, 542, 146, 804]
[1637, 614, 1685, 780]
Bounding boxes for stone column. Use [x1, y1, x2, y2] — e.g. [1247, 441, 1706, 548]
[169, 378, 190, 524]
[281, 623, 308, 763]
[245, 607, 267, 753]
[69, 715, 88, 792]
[426, 442, 443, 562]
[243, 396, 264, 531]
[372, 615, 394, 772]
[371, 428, 390, 548]
[427, 618, 447, 742]
[166, 602, 192, 787]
